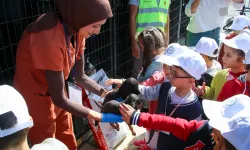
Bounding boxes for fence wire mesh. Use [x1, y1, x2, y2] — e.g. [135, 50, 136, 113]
[0, 0, 189, 85]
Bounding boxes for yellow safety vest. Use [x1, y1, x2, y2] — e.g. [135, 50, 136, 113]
[136, 0, 170, 33]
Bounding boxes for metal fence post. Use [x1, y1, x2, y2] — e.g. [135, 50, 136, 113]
[177, 0, 183, 42]
[112, 0, 118, 78]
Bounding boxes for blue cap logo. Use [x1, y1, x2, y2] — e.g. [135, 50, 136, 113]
[167, 46, 175, 54]
[225, 98, 237, 106]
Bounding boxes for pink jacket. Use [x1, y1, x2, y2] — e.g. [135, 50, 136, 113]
[139, 71, 165, 114]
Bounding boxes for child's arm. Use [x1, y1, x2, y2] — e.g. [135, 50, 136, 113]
[202, 69, 228, 100]
[120, 103, 215, 149]
[202, 81, 215, 100]
[131, 112, 205, 141]
[138, 84, 161, 101]
[140, 71, 165, 86]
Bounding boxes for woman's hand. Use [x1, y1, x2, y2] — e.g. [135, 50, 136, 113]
[87, 110, 102, 121]
[119, 103, 136, 125]
[101, 113, 123, 123]
[105, 78, 123, 87]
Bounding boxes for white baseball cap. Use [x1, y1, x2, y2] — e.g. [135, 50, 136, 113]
[194, 37, 219, 57]
[203, 94, 250, 150]
[32, 138, 68, 150]
[222, 32, 250, 54]
[242, 28, 250, 35]
[157, 46, 207, 80]
[231, 15, 250, 31]
[164, 43, 185, 57]
[0, 85, 33, 138]
[245, 49, 250, 64]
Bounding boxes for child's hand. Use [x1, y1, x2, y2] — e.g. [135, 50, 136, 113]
[119, 103, 135, 125]
[194, 82, 206, 96]
[105, 79, 123, 87]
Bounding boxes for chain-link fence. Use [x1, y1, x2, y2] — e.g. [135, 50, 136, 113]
[0, 0, 190, 144]
[0, 0, 189, 85]
[169, 0, 189, 44]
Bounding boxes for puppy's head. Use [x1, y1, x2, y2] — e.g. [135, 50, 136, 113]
[118, 78, 140, 99]
[124, 94, 143, 109]
[103, 90, 119, 104]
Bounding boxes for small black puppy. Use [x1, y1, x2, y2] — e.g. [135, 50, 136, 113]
[95, 94, 142, 135]
[104, 77, 140, 104]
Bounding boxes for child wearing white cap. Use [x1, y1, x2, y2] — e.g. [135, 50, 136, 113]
[195, 37, 222, 86]
[196, 32, 250, 100]
[105, 43, 185, 149]
[120, 94, 250, 150]
[135, 47, 207, 149]
[218, 15, 250, 66]
[218, 46, 250, 101]
[0, 85, 68, 150]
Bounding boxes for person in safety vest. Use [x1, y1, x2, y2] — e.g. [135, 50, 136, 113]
[129, 0, 171, 78]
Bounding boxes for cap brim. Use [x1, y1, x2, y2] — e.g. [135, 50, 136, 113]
[230, 24, 243, 31]
[202, 100, 229, 131]
[195, 48, 219, 57]
[202, 100, 223, 120]
[222, 38, 238, 50]
[156, 55, 180, 66]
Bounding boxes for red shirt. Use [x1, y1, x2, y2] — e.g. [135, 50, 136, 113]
[218, 74, 250, 101]
[136, 113, 214, 149]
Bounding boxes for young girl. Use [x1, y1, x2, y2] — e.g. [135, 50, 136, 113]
[106, 27, 167, 149]
[196, 32, 249, 100]
[218, 15, 250, 67]
[218, 37, 250, 101]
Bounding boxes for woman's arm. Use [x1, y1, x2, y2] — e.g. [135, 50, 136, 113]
[45, 70, 102, 120]
[75, 53, 106, 97]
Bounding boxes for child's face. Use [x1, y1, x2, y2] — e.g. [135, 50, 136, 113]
[169, 66, 194, 88]
[200, 54, 210, 64]
[163, 64, 170, 78]
[222, 45, 243, 69]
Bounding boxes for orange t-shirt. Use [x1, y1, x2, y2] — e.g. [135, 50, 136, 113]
[14, 20, 85, 96]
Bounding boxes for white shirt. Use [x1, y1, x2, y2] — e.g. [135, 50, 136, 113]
[206, 60, 222, 77]
[185, 0, 232, 33]
[138, 83, 197, 104]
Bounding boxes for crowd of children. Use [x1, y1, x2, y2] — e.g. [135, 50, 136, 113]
[109, 14, 250, 150]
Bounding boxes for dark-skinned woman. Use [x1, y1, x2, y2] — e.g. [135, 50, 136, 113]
[13, 0, 122, 149]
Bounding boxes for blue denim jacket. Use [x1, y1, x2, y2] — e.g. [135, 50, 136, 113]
[137, 58, 162, 82]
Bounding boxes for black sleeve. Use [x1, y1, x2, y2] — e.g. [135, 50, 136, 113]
[202, 123, 216, 149]
[197, 73, 214, 87]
